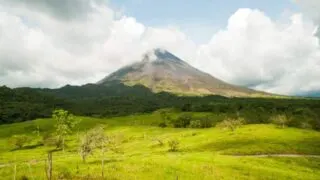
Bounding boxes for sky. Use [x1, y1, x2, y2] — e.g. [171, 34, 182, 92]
[109, 0, 298, 44]
[0, 0, 320, 96]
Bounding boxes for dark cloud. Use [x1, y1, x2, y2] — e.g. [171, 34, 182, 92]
[0, 0, 105, 21]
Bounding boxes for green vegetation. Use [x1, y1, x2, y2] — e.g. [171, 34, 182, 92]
[216, 117, 244, 131]
[0, 111, 320, 179]
[1, 84, 320, 132]
[52, 109, 79, 152]
[8, 135, 30, 149]
[167, 139, 180, 152]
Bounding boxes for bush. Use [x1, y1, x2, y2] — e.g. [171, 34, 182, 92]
[300, 122, 313, 129]
[57, 169, 72, 179]
[199, 116, 214, 128]
[158, 122, 167, 128]
[216, 117, 244, 131]
[172, 113, 192, 128]
[190, 120, 201, 128]
[168, 139, 180, 152]
[8, 135, 29, 149]
[19, 175, 29, 180]
[153, 138, 164, 146]
[271, 115, 290, 128]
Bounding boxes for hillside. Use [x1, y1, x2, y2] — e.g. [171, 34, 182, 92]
[0, 114, 320, 179]
[2, 85, 320, 129]
[98, 49, 272, 97]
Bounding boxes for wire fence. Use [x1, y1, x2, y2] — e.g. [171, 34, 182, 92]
[0, 153, 82, 168]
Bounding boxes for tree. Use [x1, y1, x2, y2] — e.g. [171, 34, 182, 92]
[79, 132, 94, 163]
[8, 135, 29, 149]
[158, 109, 172, 128]
[159, 109, 170, 122]
[53, 109, 79, 152]
[190, 120, 201, 128]
[172, 113, 193, 128]
[217, 117, 244, 131]
[33, 125, 40, 137]
[199, 116, 213, 128]
[90, 125, 108, 178]
[271, 115, 290, 128]
[79, 125, 109, 178]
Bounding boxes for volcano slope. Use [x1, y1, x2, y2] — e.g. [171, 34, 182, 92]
[98, 49, 273, 97]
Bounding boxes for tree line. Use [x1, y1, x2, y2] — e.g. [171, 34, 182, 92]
[1, 83, 320, 130]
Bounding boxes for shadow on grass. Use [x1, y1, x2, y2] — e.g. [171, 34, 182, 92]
[88, 158, 123, 165]
[271, 156, 320, 170]
[10, 143, 43, 151]
[197, 137, 320, 155]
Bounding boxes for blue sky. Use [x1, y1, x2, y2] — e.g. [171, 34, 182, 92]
[110, 0, 298, 43]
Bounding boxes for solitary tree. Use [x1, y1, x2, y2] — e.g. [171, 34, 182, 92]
[53, 109, 79, 152]
[271, 115, 290, 128]
[90, 125, 108, 178]
[79, 132, 94, 163]
[79, 125, 109, 178]
[217, 117, 244, 131]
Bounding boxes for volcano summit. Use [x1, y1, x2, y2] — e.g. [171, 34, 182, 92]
[98, 49, 270, 97]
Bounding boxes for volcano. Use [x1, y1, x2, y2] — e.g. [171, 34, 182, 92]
[98, 48, 271, 97]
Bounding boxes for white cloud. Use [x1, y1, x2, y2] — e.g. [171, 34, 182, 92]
[0, 1, 320, 95]
[196, 9, 320, 95]
[0, 1, 195, 88]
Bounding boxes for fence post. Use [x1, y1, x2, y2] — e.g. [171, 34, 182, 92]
[13, 163, 16, 180]
[45, 152, 52, 180]
[28, 163, 34, 180]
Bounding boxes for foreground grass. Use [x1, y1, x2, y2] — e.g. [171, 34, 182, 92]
[0, 113, 320, 179]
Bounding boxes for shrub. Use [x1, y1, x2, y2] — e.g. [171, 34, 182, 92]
[158, 122, 167, 128]
[271, 115, 290, 128]
[190, 120, 201, 128]
[8, 135, 29, 149]
[108, 134, 123, 153]
[19, 175, 29, 180]
[168, 139, 180, 152]
[153, 138, 164, 146]
[300, 122, 313, 129]
[216, 117, 244, 131]
[158, 109, 171, 121]
[57, 169, 72, 179]
[199, 116, 214, 128]
[172, 113, 192, 128]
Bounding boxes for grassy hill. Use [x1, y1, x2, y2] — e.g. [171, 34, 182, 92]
[0, 112, 320, 180]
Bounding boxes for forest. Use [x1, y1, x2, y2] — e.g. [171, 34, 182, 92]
[1, 83, 320, 130]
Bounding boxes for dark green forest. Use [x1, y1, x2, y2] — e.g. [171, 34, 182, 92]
[1, 83, 320, 130]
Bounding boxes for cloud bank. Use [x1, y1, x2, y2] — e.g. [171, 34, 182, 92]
[0, 0, 319, 95]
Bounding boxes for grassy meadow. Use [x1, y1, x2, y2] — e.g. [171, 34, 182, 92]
[0, 112, 320, 180]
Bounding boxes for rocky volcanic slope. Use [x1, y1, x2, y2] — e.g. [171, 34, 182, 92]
[98, 49, 272, 97]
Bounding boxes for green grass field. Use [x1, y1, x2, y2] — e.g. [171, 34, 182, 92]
[0, 112, 320, 180]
